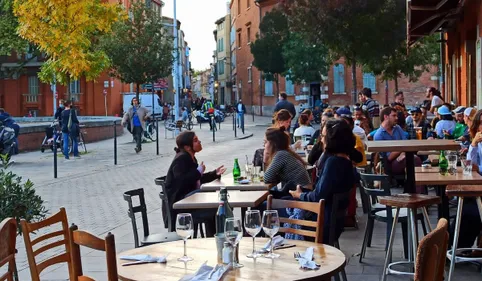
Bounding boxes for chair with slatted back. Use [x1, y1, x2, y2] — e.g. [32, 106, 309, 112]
[21, 207, 74, 281]
[267, 195, 325, 243]
[0, 218, 17, 281]
[69, 224, 117, 281]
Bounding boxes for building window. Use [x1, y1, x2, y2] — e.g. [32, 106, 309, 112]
[237, 32, 241, 48]
[265, 80, 273, 96]
[218, 61, 225, 75]
[247, 27, 251, 43]
[28, 76, 39, 95]
[248, 66, 252, 83]
[333, 64, 345, 94]
[247, 0, 250, 8]
[237, 0, 241, 14]
[230, 26, 236, 46]
[362, 73, 376, 93]
[70, 79, 81, 94]
[285, 75, 294, 95]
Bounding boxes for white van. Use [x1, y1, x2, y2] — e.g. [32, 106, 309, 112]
[122, 92, 163, 114]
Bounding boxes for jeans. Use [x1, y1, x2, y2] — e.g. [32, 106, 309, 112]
[237, 113, 244, 131]
[62, 132, 78, 158]
[132, 126, 143, 150]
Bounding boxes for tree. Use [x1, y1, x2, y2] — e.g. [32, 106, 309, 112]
[0, 0, 26, 56]
[250, 8, 289, 95]
[282, 0, 405, 103]
[282, 32, 329, 85]
[13, 0, 125, 98]
[101, 1, 173, 100]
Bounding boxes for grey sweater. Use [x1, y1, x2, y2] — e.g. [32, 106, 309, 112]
[264, 150, 311, 187]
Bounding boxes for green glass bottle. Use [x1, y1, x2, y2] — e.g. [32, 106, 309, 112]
[233, 158, 241, 181]
[439, 150, 448, 176]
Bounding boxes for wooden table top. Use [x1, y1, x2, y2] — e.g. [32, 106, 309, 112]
[117, 237, 346, 281]
[366, 139, 460, 152]
[173, 191, 269, 209]
[201, 174, 270, 192]
[415, 171, 482, 185]
[446, 185, 482, 197]
[379, 194, 441, 209]
[415, 166, 461, 173]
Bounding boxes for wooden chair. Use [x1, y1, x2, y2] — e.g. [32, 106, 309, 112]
[69, 224, 117, 281]
[266, 195, 325, 243]
[414, 218, 449, 281]
[0, 218, 17, 281]
[21, 207, 74, 281]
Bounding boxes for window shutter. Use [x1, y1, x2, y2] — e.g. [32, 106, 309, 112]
[285, 75, 294, 95]
[363, 73, 376, 92]
[333, 65, 345, 93]
[265, 81, 273, 96]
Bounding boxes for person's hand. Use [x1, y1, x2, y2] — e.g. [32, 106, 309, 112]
[472, 132, 482, 147]
[215, 165, 226, 176]
[427, 137, 434, 140]
[293, 140, 303, 150]
[198, 161, 206, 174]
[289, 185, 303, 199]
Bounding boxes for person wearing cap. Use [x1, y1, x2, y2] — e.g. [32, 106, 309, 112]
[452, 106, 468, 140]
[459, 107, 477, 142]
[406, 107, 431, 140]
[335, 107, 367, 146]
[434, 105, 456, 138]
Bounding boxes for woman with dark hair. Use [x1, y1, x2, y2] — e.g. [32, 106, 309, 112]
[290, 119, 358, 243]
[426, 87, 444, 113]
[61, 100, 80, 159]
[293, 114, 316, 141]
[273, 109, 292, 131]
[164, 131, 226, 236]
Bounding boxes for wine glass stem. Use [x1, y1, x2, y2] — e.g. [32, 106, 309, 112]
[270, 236, 274, 254]
[183, 239, 187, 257]
[252, 236, 256, 255]
[232, 245, 236, 266]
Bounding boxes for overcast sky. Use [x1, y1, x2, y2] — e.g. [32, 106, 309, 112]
[162, 0, 230, 71]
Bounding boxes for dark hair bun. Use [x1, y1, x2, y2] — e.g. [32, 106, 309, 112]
[174, 147, 181, 153]
[279, 126, 286, 132]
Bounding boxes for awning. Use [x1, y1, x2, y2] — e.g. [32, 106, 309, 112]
[407, 0, 463, 45]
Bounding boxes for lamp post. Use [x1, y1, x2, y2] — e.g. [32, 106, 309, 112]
[172, 0, 180, 121]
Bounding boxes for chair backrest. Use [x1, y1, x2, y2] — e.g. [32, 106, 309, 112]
[155, 176, 173, 232]
[267, 195, 325, 243]
[21, 207, 74, 281]
[123, 188, 149, 248]
[358, 172, 392, 212]
[328, 191, 351, 247]
[414, 218, 449, 281]
[69, 224, 117, 281]
[0, 218, 17, 281]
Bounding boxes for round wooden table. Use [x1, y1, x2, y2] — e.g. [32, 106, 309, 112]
[117, 237, 346, 281]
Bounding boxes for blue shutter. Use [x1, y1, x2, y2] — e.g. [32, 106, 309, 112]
[333, 64, 345, 93]
[285, 75, 294, 95]
[265, 81, 273, 96]
[363, 73, 376, 92]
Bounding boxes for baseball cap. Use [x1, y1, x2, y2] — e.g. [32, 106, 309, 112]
[335, 107, 352, 117]
[464, 107, 476, 120]
[452, 106, 466, 114]
[410, 107, 422, 114]
[437, 105, 451, 116]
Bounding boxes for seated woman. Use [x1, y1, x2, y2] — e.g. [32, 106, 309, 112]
[290, 119, 357, 243]
[273, 109, 292, 131]
[293, 114, 316, 145]
[165, 131, 226, 237]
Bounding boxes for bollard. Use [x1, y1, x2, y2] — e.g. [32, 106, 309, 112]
[156, 116, 159, 155]
[232, 113, 235, 131]
[53, 133, 58, 179]
[218, 116, 221, 130]
[114, 121, 117, 165]
[252, 106, 255, 122]
[212, 116, 215, 142]
[234, 113, 237, 138]
[242, 113, 245, 135]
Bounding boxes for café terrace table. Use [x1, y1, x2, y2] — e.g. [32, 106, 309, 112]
[415, 170, 482, 219]
[366, 140, 460, 193]
[201, 174, 270, 192]
[173, 190, 269, 210]
[117, 237, 346, 281]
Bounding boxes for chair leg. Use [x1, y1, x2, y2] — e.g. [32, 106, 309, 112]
[193, 223, 199, 239]
[334, 273, 341, 281]
[367, 217, 375, 247]
[199, 223, 205, 238]
[340, 268, 348, 281]
[359, 217, 371, 263]
[401, 221, 408, 259]
[419, 216, 428, 236]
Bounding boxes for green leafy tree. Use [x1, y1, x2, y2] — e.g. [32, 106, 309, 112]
[282, 0, 405, 103]
[101, 0, 173, 100]
[250, 8, 289, 95]
[282, 33, 329, 85]
[0, 0, 26, 56]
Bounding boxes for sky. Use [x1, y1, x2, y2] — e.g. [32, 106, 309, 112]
[162, 0, 230, 71]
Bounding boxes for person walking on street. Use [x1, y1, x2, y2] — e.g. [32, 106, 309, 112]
[61, 101, 80, 159]
[122, 97, 150, 153]
[203, 99, 215, 131]
[236, 99, 246, 130]
[274, 92, 296, 119]
[54, 99, 65, 124]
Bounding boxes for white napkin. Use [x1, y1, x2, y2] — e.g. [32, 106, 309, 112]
[120, 254, 167, 263]
[297, 247, 320, 270]
[179, 262, 229, 281]
[262, 235, 285, 251]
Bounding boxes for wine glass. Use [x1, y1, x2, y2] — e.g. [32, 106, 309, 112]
[176, 213, 194, 262]
[262, 210, 280, 259]
[225, 217, 244, 268]
[244, 210, 262, 258]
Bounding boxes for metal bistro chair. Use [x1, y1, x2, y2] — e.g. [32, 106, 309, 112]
[123, 188, 180, 248]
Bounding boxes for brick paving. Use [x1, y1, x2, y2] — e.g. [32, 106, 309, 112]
[3, 116, 481, 281]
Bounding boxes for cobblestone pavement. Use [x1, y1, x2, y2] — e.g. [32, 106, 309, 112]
[4, 115, 481, 281]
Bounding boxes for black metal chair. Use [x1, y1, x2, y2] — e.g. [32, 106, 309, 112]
[329, 191, 351, 281]
[123, 188, 180, 248]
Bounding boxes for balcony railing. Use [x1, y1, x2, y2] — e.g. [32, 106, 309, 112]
[23, 93, 41, 103]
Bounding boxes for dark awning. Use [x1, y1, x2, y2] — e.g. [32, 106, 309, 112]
[407, 0, 463, 45]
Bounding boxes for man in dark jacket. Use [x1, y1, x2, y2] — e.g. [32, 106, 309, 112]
[274, 92, 296, 120]
[60, 101, 80, 159]
[236, 99, 246, 130]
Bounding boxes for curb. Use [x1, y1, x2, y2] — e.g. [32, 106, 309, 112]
[235, 132, 254, 140]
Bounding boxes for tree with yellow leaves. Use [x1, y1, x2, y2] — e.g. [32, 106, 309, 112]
[13, 0, 125, 98]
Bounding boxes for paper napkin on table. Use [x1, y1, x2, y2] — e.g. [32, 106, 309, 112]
[262, 235, 285, 251]
[119, 254, 167, 263]
[297, 247, 320, 270]
[179, 262, 229, 281]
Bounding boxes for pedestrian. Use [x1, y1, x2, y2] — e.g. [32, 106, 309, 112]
[274, 92, 296, 120]
[236, 99, 246, 130]
[122, 97, 150, 153]
[60, 101, 80, 159]
[54, 99, 65, 124]
[203, 99, 215, 131]
[0, 108, 20, 154]
[359, 88, 381, 129]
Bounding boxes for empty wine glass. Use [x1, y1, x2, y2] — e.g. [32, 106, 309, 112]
[225, 217, 244, 268]
[262, 210, 280, 259]
[244, 210, 262, 258]
[176, 213, 194, 262]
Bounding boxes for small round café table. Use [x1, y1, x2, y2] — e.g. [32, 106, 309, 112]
[117, 237, 346, 281]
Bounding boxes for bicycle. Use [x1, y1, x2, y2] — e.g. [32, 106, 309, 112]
[144, 118, 158, 141]
[61, 127, 87, 155]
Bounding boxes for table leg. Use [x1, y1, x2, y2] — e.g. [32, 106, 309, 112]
[448, 197, 465, 281]
[405, 152, 415, 194]
[435, 185, 449, 220]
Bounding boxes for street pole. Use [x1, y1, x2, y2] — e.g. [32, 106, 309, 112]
[114, 121, 117, 165]
[51, 75, 57, 116]
[173, 0, 180, 121]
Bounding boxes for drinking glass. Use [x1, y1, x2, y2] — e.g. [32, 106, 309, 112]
[176, 213, 194, 262]
[225, 217, 244, 268]
[253, 166, 262, 182]
[262, 210, 280, 259]
[461, 156, 472, 175]
[447, 152, 458, 175]
[244, 210, 262, 258]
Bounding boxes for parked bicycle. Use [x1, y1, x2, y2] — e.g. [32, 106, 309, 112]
[144, 116, 159, 141]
